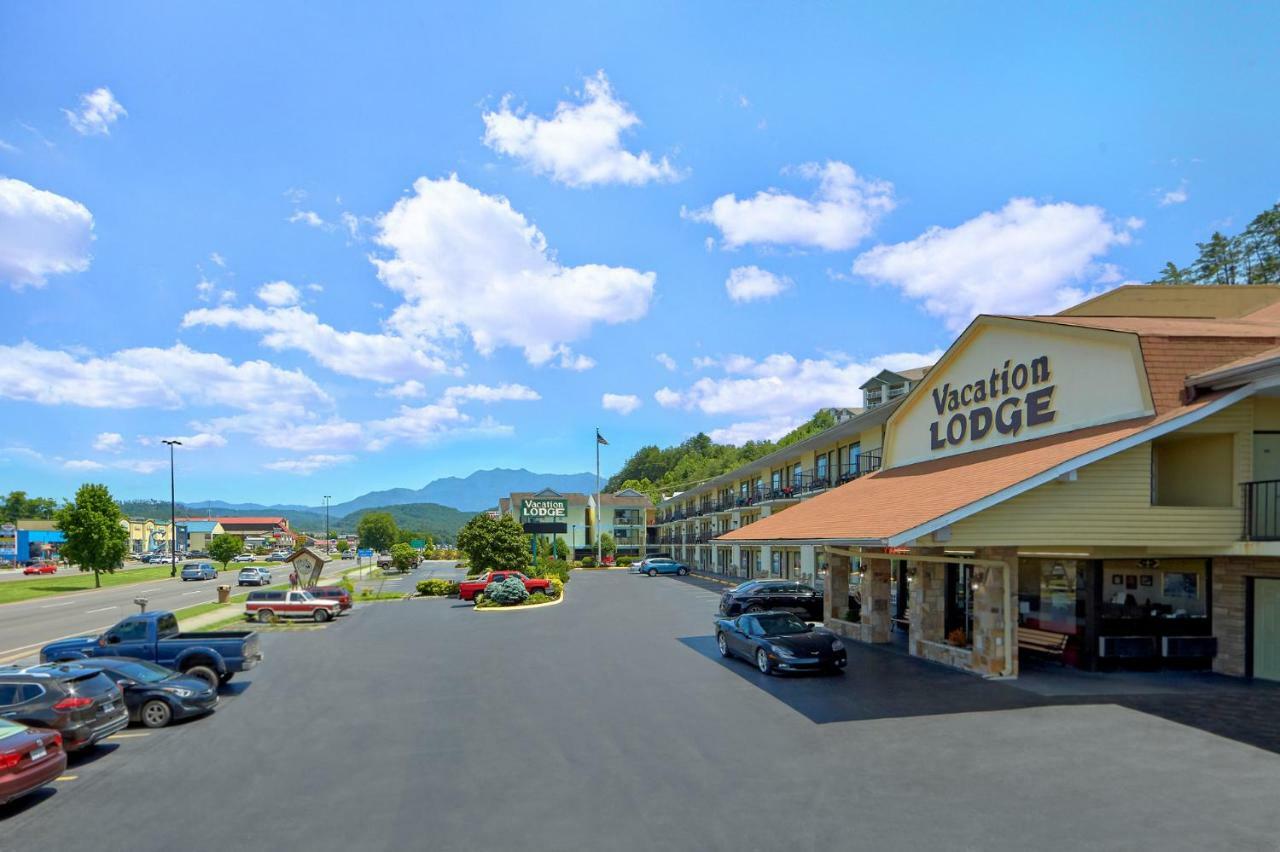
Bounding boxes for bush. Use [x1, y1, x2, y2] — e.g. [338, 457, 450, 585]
[483, 576, 528, 606]
[416, 578, 459, 597]
[526, 593, 550, 605]
[617, 556, 633, 567]
[580, 556, 596, 568]
[530, 557, 571, 585]
[546, 577, 564, 599]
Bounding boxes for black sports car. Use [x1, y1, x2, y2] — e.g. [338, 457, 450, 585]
[717, 581, 825, 619]
[714, 611, 847, 675]
[74, 657, 217, 728]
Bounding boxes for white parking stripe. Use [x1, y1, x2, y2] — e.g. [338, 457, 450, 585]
[181, 590, 203, 596]
[85, 606, 117, 614]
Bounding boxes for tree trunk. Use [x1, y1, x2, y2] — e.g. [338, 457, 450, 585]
[94, 567, 100, 589]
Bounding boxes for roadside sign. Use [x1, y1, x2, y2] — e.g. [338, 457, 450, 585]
[0, 523, 14, 532]
[357, 548, 374, 558]
[520, 498, 567, 523]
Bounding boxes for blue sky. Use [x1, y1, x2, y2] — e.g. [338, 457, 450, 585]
[2, 1, 1278, 506]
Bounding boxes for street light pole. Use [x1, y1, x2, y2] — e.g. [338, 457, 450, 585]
[323, 495, 331, 554]
[162, 440, 182, 578]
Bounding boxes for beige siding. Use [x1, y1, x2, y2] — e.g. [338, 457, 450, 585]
[947, 401, 1254, 548]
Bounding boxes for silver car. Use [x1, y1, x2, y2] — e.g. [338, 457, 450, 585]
[237, 566, 272, 586]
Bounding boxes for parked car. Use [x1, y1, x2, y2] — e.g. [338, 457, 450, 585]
[457, 571, 554, 602]
[22, 562, 57, 576]
[181, 562, 218, 581]
[142, 552, 170, 564]
[634, 558, 690, 577]
[714, 611, 847, 675]
[237, 567, 272, 587]
[41, 611, 263, 690]
[245, 590, 341, 623]
[231, 554, 257, 563]
[72, 658, 217, 729]
[0, 718, 67, 805]
[0, 664, 130, 751]
[305, 585, 352, 611]
[717, 581, 824, 620]
[186, 550, 207, 559]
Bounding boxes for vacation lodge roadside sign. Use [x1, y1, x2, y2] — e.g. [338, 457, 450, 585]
[520, 498, 568, 534]
[928, 355, 1056, 451]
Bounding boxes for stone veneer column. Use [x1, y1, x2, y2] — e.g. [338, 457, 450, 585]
[859, 557, 892, 644]
[971, 547, 1018, 677]
[1212, 556, 1280, 676]
[824, 552, 851, 622]
[909, 550, 946, 656]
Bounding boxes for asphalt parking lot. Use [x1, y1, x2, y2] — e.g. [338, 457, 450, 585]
[4, 570, 1280, 851]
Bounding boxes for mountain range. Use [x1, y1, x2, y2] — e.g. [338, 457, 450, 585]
[185, 468, 602, 514]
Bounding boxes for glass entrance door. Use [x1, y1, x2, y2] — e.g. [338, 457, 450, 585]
[1254, 578, 1280, 682]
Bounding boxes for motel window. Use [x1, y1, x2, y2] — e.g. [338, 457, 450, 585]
[771, 471, 782, 491]
[771, 551, 782, 577]
[816, 454, 829, 482]
[1151, 433, 1234, 507]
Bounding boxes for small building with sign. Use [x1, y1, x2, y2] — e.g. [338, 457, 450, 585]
[499, 489, 592, 557]
[719, 285, 1280, 683]
[3, 519, 65, 565]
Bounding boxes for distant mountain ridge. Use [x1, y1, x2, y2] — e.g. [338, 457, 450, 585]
[184, 467, 601, 514]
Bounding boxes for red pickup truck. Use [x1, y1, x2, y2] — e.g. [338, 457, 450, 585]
[458, 571, 552, 602]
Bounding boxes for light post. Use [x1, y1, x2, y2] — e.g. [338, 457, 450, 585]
[323, 495, 331, 554]
[162, 439, 182, 578]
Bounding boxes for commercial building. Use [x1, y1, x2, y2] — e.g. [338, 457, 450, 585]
[499, 488, 657, 558]
[120, 518, 177, 554]
[1, 520, 65, 564]
[179, 516, 291, 550]
[180, 520, 224, 552]
[499, 490, 593, 556]
[718, 285, 1280, 682]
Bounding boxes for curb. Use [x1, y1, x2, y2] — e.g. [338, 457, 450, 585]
[473, 592, 565, 613]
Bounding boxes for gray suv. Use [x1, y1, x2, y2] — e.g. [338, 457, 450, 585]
[0, 664, 129, 752]
[237, 566, 272, 586]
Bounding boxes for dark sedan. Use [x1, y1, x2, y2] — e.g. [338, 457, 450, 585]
[718, 580, 823, 620]
[0, 719, 66, 805]
[0, 664, 128, 751]
[73, 658, 217, 728]
[714, 611, 847, 675]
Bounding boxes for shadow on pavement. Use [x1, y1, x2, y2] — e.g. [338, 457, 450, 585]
[0, 786, 57, 820]
[67, 742, 119, 768]
[219, 680, 252, 696]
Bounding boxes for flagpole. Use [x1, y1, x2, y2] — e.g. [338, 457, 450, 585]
[595, 427, 601, 564]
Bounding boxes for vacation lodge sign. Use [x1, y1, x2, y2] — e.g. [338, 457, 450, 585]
[928, 355, 1056, 451]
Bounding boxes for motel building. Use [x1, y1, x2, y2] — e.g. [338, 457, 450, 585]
[715, 285, 1280, 683]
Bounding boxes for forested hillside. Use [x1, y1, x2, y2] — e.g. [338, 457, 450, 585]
[606, 410, 839, 501]
[1152, 203, 1280, 285]
[116, 500, 474, 542]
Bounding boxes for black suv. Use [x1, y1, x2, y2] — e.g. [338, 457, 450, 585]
[718, 581, 824, 620]
[0, 664, 129, 751]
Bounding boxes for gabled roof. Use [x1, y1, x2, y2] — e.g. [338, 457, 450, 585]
[216, 516, 288, 526]
[859, 366, 931, 389]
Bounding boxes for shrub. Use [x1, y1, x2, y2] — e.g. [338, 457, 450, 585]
[483, 576, 528, 606]
[580, 556, 596, 568]
[526, 593, 550, 605]
[416, 579, 460, 597]
[546, 577, 564, 599]
[532, 557, 571, 585]
[617, 556, 633, 567]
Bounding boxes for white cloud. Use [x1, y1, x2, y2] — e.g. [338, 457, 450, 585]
[725, 265, 792, 303]
[708, 415, 806, 446]
[852, 197, 1139, 331]
[218, 289, 236, 304]
[62, 87, 127, 136]
[655, 352, 677, 371]
[306, 283, 324, 293]
[1158, 180, 1189, 207]
[384, 380, 427, 399]
[441, 383, 540, 404]
[63, 458, 105, 471]
[685, 161, 894, 251]
[283, 188, 308, 204]
[602, 393, 641, 415]
[289, 210, 329, 229]
[257, 280, 301, 307]
[161, 432, 228, 450]
[0, 139, 19, 154]
[373, 175, 654, 365]
[63, 457, 166, 475]
[656, 350, 940, 418]
[209, 252, 226, 267]
[0, 342, 328, 412]
[93, 432, 124, 452]
[182, 302, 453, 383]
[0, 177, 94, 290]
[264, 454, 355, 475]
[481, 70, 680, 187]
[195, 279, 216, 301]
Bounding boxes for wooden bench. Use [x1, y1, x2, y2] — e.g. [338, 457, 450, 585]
[1018, 627, 1069, 660]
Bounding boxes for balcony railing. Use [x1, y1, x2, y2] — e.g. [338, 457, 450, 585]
[836, 450, 883, 485]
[1244, 480, 1280, 540]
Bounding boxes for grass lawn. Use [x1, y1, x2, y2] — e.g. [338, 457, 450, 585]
[0, 565, 181, 606]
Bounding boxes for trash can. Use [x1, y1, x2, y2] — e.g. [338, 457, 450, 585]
[217, 584, 231, 604]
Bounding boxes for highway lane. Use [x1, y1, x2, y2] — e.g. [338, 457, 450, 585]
[0, 557, 366, 664]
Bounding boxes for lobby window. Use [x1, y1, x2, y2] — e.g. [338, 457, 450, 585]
[1151, 433, 1234, 507]
[771, 551, 782, 577]
[815, 454, 829, 482]
[944, 563, 974, 647]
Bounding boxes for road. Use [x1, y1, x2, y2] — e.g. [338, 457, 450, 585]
[5, 570, 1279, 851]
[0, 557, 366, 664]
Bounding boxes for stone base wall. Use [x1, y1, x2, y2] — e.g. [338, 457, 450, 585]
[913, 638, 974, 670]
[859, 559, 891, 644]
[1212, 556, 1280, 676]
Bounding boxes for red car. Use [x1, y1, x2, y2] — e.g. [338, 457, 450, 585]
[457, 571, 553, 602]
[305, 586, 352, 611]
[0, 720, 67, 806]
[22, 563, 57, 576]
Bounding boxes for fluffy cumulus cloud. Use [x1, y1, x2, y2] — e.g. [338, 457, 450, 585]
[263, 454, 355, 475]
[158, 432, 228, 450]
[685, 161, 894, 251]
[655, 352, 677, 371]
[1158, 180, 1189, 207]
[655, 350, 941, 418]
[481, 71, 680, 187]
[63, 87, 127, 136]
[64, 457, 167, 474]
[92, 432, 124, 452]
[601, 393, 641, 415]
[289, 210, 329, 229]
[707, 415, 807, 446]
[373, 175, 654, 366]
[0, 342, 328, 412]
[852, 197, 1140, 330]
[182, 301, 453, 384]
[256, 280, 301, 307]
[0, 177, 94, 290]
[441, 383, 540, 404]
[725, 265, 792, 303]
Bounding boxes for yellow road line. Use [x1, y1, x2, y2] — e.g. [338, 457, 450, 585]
[106, 732, 150, 739]
[55, 775, 78, 781]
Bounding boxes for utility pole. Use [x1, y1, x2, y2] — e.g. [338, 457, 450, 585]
[323, 495, 331, 554]
[162, 440, 182, 578]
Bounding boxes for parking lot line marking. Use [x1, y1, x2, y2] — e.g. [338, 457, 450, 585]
[85, 606, 118, 613]
[107, 732, 150, 739]
[55, 775, 77, 781]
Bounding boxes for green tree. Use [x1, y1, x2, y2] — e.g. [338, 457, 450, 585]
[552, 536, 569, 560]
[1154, 261, 1189, 284]
[599, 531, 616, 556]
[390, 542, 418, 573]
[3, 491, 58, 523]
[357, 512, 398, 552]
[456, 513, 528, 572]
[335, 539, 350, 555]
[208, 534, 243, 571]
[53, 483, 128, 589]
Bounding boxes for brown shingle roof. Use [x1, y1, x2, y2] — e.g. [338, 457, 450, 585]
[717, 393, 1225, 546]
[1186, 343, 1280, 386]
[1022, 315, 1280, 338]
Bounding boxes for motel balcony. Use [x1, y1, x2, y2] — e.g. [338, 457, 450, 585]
[836, 450, 883, 485]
